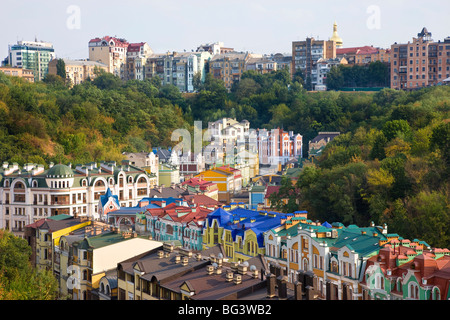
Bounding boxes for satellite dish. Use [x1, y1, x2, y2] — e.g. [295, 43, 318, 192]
[212, 263, 218, 268]
[218, 253, 223, 259]
[243, 261, 249, 267]
[250, 265, 256, 271]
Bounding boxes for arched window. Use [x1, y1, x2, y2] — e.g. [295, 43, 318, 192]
[14, 181, 25, 189]
[432, 287, 440, 300]
[4, 180, 9, 187]
[409, 282, 419, 299]
[100, 282, 105, 293]
[95, 179, 105, 188]
[82, 179, 87, 187]
[106, 284, 110, 295]
[137, 176, 147, 184]
[128, 176, 133, 184]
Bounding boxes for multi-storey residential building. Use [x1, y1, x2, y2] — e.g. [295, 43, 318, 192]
[0, 67, 35, 82]
[360, 238, 450, 300]
[60, 229, 161, 300]
[257, 128, 303, 167]
[264, 217, 390, 300]
[0, 161, 153, 237]
[24, 214, 93, 270]
[245, 57, 277, 74]
[47, 59, 108, 85]
[88, 36, 129, 78]
[338, 46, 390, 65]
[314, 57, 348, 91]
[182, 177, 219, 200]
[203, 207, 288, 262]
[209, 52, 250, 90]
[195, 166, 243, 203]
[391, 28, 450, 90]
[116, 244, 229, 300]
[125, 42, 153, 81]
[7, 40, 55, 81]
[137, 202, 212, 251]
[122, 151, 159, 185]
[266, 53, 292, 73]
[292, 37, 336, 90]
[143, 51, 212, 92]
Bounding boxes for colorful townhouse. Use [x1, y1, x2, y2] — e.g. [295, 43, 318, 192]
[181, 177, 219, 200]
[203, 207, 288, 262]
[138, 202, 212, 251]
[24, 215, 92, 271]
[264, 217, 390, 300]
[360, 238, 450, 300]
[60, 229, 162, 300]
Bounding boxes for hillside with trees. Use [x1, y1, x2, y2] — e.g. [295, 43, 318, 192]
[0, 68, 448, 247]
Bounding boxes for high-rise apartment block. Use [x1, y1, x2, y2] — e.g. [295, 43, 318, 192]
[391, 28, 450, 90]
[210, 52, 250, 90]
[292, 37, 337, 89]
[7, 40, 55, 81]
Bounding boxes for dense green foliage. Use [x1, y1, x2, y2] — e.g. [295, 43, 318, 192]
[0, 70, 187, 166]
[327, 61, 390, 90]
[0, 68, 448, 247]
[267, 86, 450, 248]
[0, 230, 58, 299]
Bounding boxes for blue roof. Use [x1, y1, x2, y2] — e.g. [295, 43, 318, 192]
[100, 188, 120, 208]
[208, 207, 287, 248]
[322, 221, 332, 228]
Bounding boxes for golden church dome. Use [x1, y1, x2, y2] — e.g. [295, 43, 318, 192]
[330, 21, 343, 48]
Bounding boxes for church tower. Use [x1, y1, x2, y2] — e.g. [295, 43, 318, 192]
[330, 21, 343, 48]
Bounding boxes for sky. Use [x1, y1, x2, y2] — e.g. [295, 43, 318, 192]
[1, 0, 450, 60]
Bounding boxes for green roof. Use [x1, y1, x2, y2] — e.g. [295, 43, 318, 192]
[77, 231, 135, 250]
[46, 164, 74, 178]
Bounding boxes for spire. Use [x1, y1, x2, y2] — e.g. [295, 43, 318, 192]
[330, 21, 343, 48]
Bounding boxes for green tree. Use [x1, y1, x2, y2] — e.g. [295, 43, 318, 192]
[56, 59, 66, 80]
[0, 230, 58, 300]
[326, 65, 344, 90]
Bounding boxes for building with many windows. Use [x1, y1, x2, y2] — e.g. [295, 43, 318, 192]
[0, 161, 153, 237]
[0, 67, 35, 82]
[292, 37, 336, 90]
[209, 52, 250, 90]
[7, 40, 55, 81]
[88, 36, 129, 79]
[391, 28, 450, 90]
[48, 59, 108, 86]
[360, 240, 450, 300]
[202, 207, 288, 262]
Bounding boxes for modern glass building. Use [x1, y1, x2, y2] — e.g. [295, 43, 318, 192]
[8, 40, 55, 81]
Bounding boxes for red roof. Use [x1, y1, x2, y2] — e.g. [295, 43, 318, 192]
[337, 46, 378, 55]
[127, 42, 146, 52]
[88, 36, 129, 47]
[182, 177, 216, 190]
